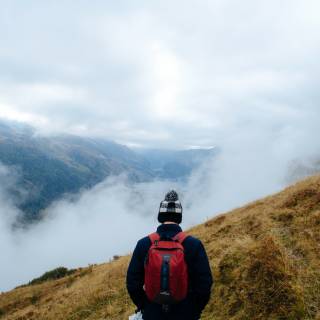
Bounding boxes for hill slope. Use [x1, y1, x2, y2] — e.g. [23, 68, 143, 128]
[1, 175, 320, 319]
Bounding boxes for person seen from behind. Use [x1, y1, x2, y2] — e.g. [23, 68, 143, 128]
[126, 190, 213, 319]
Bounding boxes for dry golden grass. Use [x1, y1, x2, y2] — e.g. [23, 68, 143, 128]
[1, 175, 320, 319]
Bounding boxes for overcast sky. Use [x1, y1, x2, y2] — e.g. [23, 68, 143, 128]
[0, 0, 320, 148]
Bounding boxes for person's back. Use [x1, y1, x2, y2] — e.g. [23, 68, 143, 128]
[126, 190, 213, 320]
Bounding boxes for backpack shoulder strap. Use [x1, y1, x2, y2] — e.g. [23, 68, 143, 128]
[148, 232, 160, 244]
[172, 231, 189, 244]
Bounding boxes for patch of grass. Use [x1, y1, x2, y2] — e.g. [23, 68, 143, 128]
[30, 294, 40, 305]
[241, 236, 304, 319]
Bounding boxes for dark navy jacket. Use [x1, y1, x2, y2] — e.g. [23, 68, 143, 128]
[126, 224, 213, 320]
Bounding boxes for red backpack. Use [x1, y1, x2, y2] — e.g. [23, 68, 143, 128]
[144, 232, 189, 305]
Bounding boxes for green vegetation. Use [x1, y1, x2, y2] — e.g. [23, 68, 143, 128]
[28, 267, 76, 286]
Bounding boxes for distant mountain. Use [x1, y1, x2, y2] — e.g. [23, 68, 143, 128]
[0, 120, 216, 221]
[135, 148, 217, 179]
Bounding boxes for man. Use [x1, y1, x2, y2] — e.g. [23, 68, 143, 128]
[126, 190, 213, 320]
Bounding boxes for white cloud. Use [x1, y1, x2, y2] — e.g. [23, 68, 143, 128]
[0, 0, 319, 148]
[0, 103, 48, 126]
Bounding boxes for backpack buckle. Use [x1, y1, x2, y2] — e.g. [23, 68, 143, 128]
[162, 304, 170, 313]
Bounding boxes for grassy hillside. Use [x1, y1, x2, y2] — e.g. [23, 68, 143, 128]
[1, 175, 320, 319]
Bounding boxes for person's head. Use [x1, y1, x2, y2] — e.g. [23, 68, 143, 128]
[158, 190, 183, 224]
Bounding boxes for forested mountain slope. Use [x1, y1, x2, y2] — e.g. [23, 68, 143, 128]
[0, 120, 215, 221]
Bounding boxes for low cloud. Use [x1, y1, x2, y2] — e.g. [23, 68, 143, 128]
[0, 172, 184, 292]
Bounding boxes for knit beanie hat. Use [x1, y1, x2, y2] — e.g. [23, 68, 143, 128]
[158, 190, 183, 224]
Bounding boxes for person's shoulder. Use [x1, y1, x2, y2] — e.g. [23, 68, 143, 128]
[183, 235, 209, 260]
[183, 234, 202, 247]
[136, 235, 152, 248]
